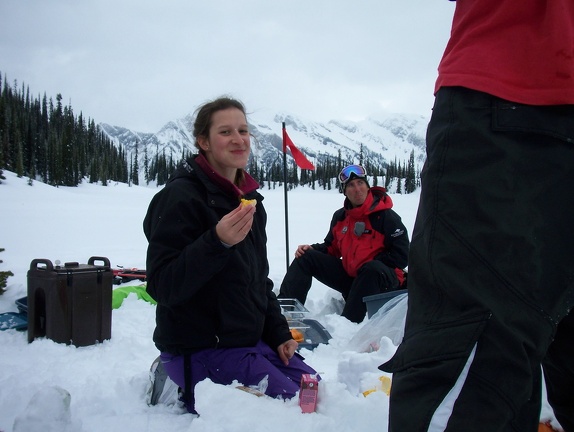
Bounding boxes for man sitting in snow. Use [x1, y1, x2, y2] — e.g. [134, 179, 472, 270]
[278, 164, 409, 323]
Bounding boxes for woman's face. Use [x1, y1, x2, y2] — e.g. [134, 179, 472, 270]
[198, 107, 250, 181]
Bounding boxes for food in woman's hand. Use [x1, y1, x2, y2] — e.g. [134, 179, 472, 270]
[241, 198, 257, 207]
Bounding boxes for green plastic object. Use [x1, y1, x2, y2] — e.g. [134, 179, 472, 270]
[112, 285, 156, 309]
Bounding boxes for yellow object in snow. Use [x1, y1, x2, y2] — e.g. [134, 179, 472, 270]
[362, 375, 392, 397]
[290, 328, 305, 342]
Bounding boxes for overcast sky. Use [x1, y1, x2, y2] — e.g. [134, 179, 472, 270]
[1, 1, 455, 133]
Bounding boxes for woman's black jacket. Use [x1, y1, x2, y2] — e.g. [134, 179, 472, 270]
[143, 157, 291, 355]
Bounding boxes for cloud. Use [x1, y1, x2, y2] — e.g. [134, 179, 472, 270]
[0, 0, 454, 132]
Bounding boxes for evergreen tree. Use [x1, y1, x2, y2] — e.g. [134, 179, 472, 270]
[15, 128, 24, 177]
[143, 144, 149, 185]
[131, 141, 139, 185]
[405, 150, 416, 193]
[0, 248, 14, 295]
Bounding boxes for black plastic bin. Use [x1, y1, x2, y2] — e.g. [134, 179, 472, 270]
[27, 257, 113, 347]
[15, 296, 28, 315]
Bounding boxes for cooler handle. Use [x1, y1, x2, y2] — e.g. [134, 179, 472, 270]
[88, 256, 111, 268]
[29, 258, 53, 271]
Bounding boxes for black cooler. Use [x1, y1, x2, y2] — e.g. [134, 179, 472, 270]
[27, 257, 113, 347]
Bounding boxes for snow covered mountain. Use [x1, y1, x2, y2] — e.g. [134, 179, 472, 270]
[100, 109, 429, 170]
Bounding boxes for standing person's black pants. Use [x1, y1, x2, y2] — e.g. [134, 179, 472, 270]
[278, 248, 399, 323]
[381, 87, 574, 432]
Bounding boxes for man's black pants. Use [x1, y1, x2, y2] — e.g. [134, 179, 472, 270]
[278, 249, 399, 323]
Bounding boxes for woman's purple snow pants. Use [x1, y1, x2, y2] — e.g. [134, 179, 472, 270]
[160, 340, 318, 413]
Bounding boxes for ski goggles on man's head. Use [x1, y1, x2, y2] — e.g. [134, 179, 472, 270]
[338, 164, 367, 185]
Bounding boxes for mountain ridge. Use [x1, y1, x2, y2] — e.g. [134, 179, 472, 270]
[100, 108, 429, 171]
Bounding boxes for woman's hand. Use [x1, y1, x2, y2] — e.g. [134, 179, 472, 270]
[277, 339, 298, 366]
[216, 203, 256, 246]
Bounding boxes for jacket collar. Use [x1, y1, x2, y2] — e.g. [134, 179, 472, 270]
[344, 187, 393, 218]
[179, 154, 260, 200]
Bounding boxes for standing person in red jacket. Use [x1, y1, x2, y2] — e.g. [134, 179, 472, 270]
[278, 164, 409, 323]
[380, 1, 574, 431]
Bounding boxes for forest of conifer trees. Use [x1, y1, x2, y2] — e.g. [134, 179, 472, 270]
[0, 72, 129, 187]
[0, 71, 419, 192]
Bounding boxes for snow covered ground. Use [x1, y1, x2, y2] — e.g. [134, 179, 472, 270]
[0, 170, 559, 431]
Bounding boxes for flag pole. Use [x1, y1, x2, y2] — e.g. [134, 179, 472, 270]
[281, 123, 314, 273]
[282, 122, 290, 272]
